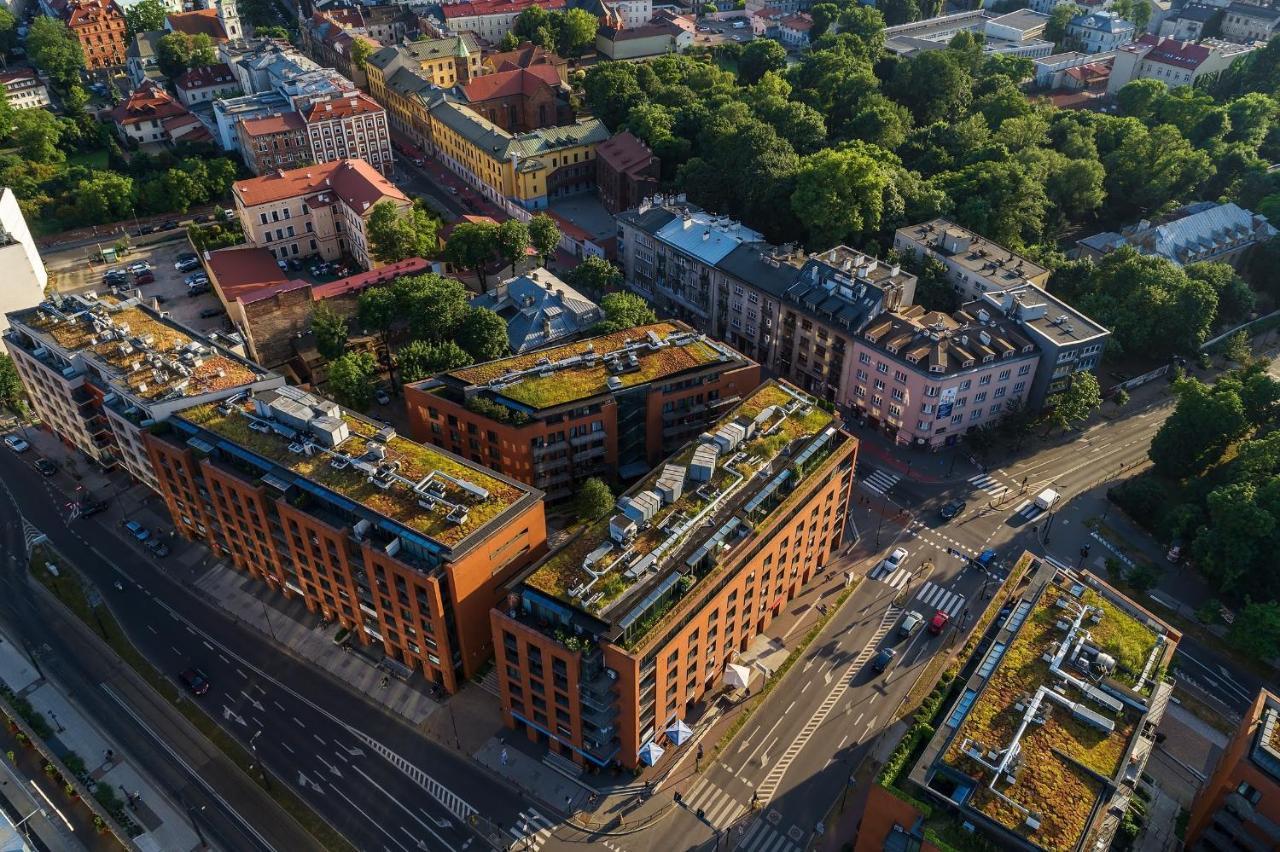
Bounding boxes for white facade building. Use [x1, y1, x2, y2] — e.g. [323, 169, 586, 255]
[0, 188, 47, 330]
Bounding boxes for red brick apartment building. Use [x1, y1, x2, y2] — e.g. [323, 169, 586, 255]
[58, 0, 127, 69]
[405, 321, 761, 500]
[1186, 688, 1280, 850]
[145, 386, 546, 692]
[490, 380, 856, 769]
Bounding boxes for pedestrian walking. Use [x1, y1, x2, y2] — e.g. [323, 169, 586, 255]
[500, 748, 509, 766]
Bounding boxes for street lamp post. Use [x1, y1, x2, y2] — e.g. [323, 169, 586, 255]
[1043, 511, 1056, 546]
[874, 498, 886, 548]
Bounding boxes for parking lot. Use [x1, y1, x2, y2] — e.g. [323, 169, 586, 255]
[695, 18, 756, 45]
[93, 239, 232, 337]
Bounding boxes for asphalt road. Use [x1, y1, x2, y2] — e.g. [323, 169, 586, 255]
[0, 448, 542, 852]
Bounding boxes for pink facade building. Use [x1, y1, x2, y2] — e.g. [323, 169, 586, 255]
[847, 304, 1040, 449]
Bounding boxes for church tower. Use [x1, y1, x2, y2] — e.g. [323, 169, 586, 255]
[217, 0, 242, 41]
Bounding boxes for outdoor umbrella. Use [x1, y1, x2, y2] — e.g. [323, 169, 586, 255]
[665, 719, 693, 746]
[725, 662, 752, 690]
[638, 741, 665, 766]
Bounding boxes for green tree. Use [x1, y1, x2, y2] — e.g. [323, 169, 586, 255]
[498, 31, 521, 51]
[326, 352, 379, 410]
[574, 477, 614, 522]
[255, 25, 290, 40]
[848, 94, 912, 152]
[738, 39, 788, 86]
[1115, 79, 1167, 124]
[1050, 372, 1101, 432]
[0, 89, 13, 142]
[934, 159, 1050, 247]
[397, 274, 472, 342]
[366, 200, 438, 264]
[1223, 330, 1252, 364]
[558, 8, 598, 57]
[879, 0, 919, 25]
[456, 307, 509, 362]
[791, 143, 893, 248]
[0, 353, 27, 418]
[496, 218, 530, 278]
[565, 256, 622, 297]
[26, 18, 85, 92]
[71, 171, 135, 224]
[311, 302, 349, 360]
[156, 32, 217, 78]
[124, 0, 167, 38]
[1185, 262, 1255, 325]
[397, 339, 472, 383]
[810, 2, 840, 38]
[443, 220, 499, 291]
[596, 292, 657, 333]
[350, 36, 374, 70]
[888, 51, 972, 125]
[1226, 600, 1280, 661]
[357, 286, 399, 356]
[1103, 124, 1213, 219]
[11, 109, 64, 165]
[1149, 378, 1249, 478]
[527, 214, 561, 266]
[1045, 3, 1077, 47]
[0, 9, 17, 55]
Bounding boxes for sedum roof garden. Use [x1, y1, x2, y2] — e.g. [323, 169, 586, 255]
[184, 390, 531, 549]
[446, 322, 742, 410]
[940, 572, 1169, 852]
[523, 381, 841, 645]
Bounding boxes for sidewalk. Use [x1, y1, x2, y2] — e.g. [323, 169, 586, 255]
[0, 625, 202, 852]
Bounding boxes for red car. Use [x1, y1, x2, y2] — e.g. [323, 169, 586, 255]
[928, 610, 950, 635]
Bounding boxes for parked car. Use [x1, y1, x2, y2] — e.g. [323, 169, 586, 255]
[187, 283, 211, 297]
[34, 458, 57, 476]
[175, 254, 200, 272]
[871, 648, 896, 673]
[160, 220, 178, 230]
[199, 307, 223, 319]
[180, 668, 209, 696]
[184, 272, 209, 287]
[375, 388, 391, 405]
[146, 539, 170, 557]
[122, 520, 150, 541]
[103, 269, 128, 286]
[134, 270, 155, 285]
[928, 610, 950, 635]
[1166, 544, 1182, 564]
[882, 547, 907, 572]
[4, 435, 29, 453]
[898, 610, 923, 639]
[939, 499, 966, 521]
[78, 498, 108, 517]
[127, 261, 151, 275]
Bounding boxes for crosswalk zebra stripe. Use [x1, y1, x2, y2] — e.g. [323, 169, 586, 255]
[860, 470, 900, 495]
[915, 581, 965, 616]
[968, 473, 1009, 497]
[684, 781, 743, 828]
[509, 808, 553, 849]
[872, 567, 910, 590]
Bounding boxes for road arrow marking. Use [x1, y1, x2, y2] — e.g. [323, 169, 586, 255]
[222, 705, 247, 726]
[239, 690, 265, 712]
[318, 756, 343, 779]
[297, 771, 323, 792]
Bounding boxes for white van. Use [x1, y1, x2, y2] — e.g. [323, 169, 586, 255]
[1034, 488, 1060, 511]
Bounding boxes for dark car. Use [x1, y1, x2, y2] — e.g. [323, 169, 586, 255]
[34, 457, 57, 476]
[174, 253, 200, 272]
[78, 499, 108, 517]
[940, 499, 967, 521]
[180, 668, 209, 696]
[199, 307, 223, 318]
[133, 270, 155, 285]
[161, 220, 179, 230]
[187, 283, 211, 297]
[146, 539, 170, 557]
[871, 648, 896, 673]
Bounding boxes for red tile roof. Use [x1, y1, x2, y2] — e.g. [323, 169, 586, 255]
[1124, 33, 1211, 69]
[163, 113, 213, 143]
[240, 111, 307, 136]
[175, 63, 236, 92]
[309, 258, 431, 301]
[596, 130, 655, 177]
[460, 65, 562, 103]
[64, 0, 124, 28]
[303, 91, 385, 123]
[110, 80, 188, 126]
[441, 0, 564, 19]
[486, 42, 564, 74]
[233, 159, 408, 213]
[166, 8, 228, 41]
[781, 12, 813, 30]
[206, 247, 295, 303]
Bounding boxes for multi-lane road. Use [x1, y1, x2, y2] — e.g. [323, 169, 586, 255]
[0, 449, 553, 852]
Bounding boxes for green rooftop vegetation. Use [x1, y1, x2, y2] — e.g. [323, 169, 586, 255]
[525, 381, 837, 632]
[942, 581, 1162, 852]
[184, 400, 526, 548]
[449, 323, 731, 410]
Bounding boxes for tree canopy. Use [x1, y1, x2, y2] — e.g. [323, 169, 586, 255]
[444, 220, 499, 291]
[156, 32, 217, 79]
[596, 292, 658, 333]
[26, 18, 84, 92]
[326, 352, 379, 410]
[124, 0, 167, 38]
[311, 302, 349, 361]
[366, 200, 439, 265]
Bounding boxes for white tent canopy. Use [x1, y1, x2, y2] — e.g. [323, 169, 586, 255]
[639, 741, 665, 766]
[665, 718, 693, 745]
[724, 662, 753, 689]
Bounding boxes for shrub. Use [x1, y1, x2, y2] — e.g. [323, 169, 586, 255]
[1108, 477, 1167, 532]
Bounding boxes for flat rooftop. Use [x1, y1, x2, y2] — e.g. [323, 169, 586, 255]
[933, 564, 1175, 851]
[179, 386, 535, 550]
[9, 292, 267, 405]
[980, 283, 1110, 346]
[897, 219, 1049, 286]
[522, 381, 842, 647]
[443, 322, 745, 411]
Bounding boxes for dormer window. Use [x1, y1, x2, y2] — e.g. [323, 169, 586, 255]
[929, 365, 945, 373]
[962, 359, 974, 368]
[886, 344, 898, 354]
[983, 354, 994, 363]
[906, 354, 919, 364]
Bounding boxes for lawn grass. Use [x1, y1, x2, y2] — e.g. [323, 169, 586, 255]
[29, 547, 355, 852]
[67, 148, 109, 169]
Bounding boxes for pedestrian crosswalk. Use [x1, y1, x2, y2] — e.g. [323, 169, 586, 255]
[968, 473, 1009, 498]
[860, 469, 901, 495]
[867, 561, 911, 590]
[683, 778, 745, 829]
[914, 580, 966, 617]
[508, 808, 553, 850]
[731, 816, 802, 852]
[1010, 499, 1044, 522]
